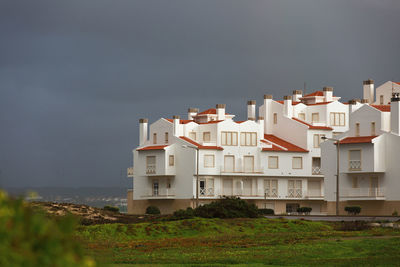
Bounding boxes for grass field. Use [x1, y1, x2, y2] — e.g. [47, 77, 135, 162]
[75, 218, 400, 266]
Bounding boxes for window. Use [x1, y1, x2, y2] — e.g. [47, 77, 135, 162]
[165, 132, 169, 143]
[166, 178, 171, 189]
[273, 113, 278, 124]
[349, 150, 361, 170]
[204, 155, 215, 168]
[352, 177, 358, 188]
[268, 156, 279, 169]
[264, 179, 278, 197]
[221, 132, 238, 146]
[312, 113, 319, 123]
[153, 133, 157, 144]
[146, 156, 156, 174]
[330, 112, 346, 126]
[371, 122, 376, 136]
[355, 123, 360, 136]
[292, 157, 303, 169]
[312, 157, 321, 175]
[288, 180, 302, 198]
[243, 156, 254, 173]
[199, 178, 214, 196]
[224, 155, 235, 172]
[203, 132, 211, 142]
[298, 113, 305, 121]
[189, 132, 196, 140]
[152, 180, 159, 196]
[240, 132, 257, 146]
[313, 134, 325, 148]
[380, 95, 384, 105]
[169, 155, 174, 166]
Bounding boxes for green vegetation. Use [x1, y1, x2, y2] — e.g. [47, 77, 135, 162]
[103, 205, 119, 212]
[297, 206, 312, 215]
[345, 206, 362, 215]
[146, 205, 161, 215]
[0, 190, 93, 266]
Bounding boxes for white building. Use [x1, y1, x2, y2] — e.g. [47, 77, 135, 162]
[128, 86, 351, 214]
[322, 80, 400, 215]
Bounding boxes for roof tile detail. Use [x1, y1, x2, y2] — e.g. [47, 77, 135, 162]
[263, 134, 308, 152]
[137, 145, 169, 151]
[179, 136, 223, 150]
[292, 117, 333, 130]
[371, 105, 391, 112]
[339, 136, 378, 144]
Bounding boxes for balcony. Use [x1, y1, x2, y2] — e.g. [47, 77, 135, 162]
[287, 188, 303, 198]
[304, 189, 324, 199]
[342, 188, 385, 200]
[220, 166, 264, 176]
[199, 187, 215, 197]
[127, 167, 134, 177]
[144, 188, 175, 199]
[349, 160, 361, 171]
[146, 165, 156, 175]
[312, 166, 321, 175]
[264, 188, 278, 198]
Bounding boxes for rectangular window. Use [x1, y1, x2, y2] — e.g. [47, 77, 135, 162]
[221, 132, 238, 146]
[166, 178, 171, 189]
[268, 156, 279, 169]
[224, 155, 235, 172]
[380, 95, 384, 105]
[312, 113, 319, 123]
[298, 113, 305, 121]
[352, 177, 358, 188]
[273, 113, 277, 124]
[169, 155, 174, 166]
[313, 134, 325, 148]
[288, 180, 302, 198]
[146, 156, 156, 174]
[153, 133, 157, 144]
[204, 154, 215, 168]
[203, 132, 211, 142]
[330, 112, 346, 126]
[200, 178, 215, 196]
[152, 180, 159, 196]
[349, 150, 361, 171]
[165, 132, 169, 143]
[292, 157, 303, 169]
[371, 122, 376, 136]
[243, 156, 254, 173]
[189, 132, 196, 140]
[240, 132, 257, 146]
[355, 123, 360, 136]
[264, 179, 278, 197]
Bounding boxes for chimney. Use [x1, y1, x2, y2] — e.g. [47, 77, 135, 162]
[323, 87, 333, 102]
[348, 99, 359, 113]
[283, 95, 293, 118]
[361, 99, 369, 104]
[292, 90, 303, 102]
[139, 118, 148, 146]
[363, 79, 374, 104]
[263, 94, 273, 134]
[391, 93, 400, 135]
[247, 100, 256, 120]
[258, 116, 264, 137]
[173, 115, 181, 136]
[216, 104, 226, 120]
[188, 108, 198, 120]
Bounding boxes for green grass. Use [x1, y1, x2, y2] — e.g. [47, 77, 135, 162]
[75, 218, 400, 266]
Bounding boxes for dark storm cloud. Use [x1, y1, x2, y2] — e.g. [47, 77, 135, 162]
[0, 0, 399, 187]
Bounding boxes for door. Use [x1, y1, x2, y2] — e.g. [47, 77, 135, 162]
[243, 156, 254, 173]
[224, 155, 235, 172]
[243, 178, 252, 196]
[223, 179, 233, 196]
[370, 177, 379, 196]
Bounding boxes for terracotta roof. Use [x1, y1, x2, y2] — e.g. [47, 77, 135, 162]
[339, 136, 378, 144]
[165, 119, 194, 124]
[197, 108, 230, 115]
[235, 121, 246, 124]
[306, 101, 334, 106]
[179, 136, 223, 150]
[137, 145, 169, 151]
[371, 105, 391, 112]
[197, 120, 224, 124]
[275, 100, 301, 105]
[263, 134, 308, 152]
[292, 117, 333, 130]
[303, 91, 324, 97]
[395, 82, 400, 85]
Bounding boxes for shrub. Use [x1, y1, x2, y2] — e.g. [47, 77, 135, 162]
[194, 197, 259, 218]
[297, 207, 312, 215]
[0, 190, 93, 266]
[345, 206, 361, 215]
[146, 206, 161, 215]
[173, 207, 195, 219]
[392, 210, 398, 216]
[338, 221, 370, 231]
[103, 205, 119, 212]
[258, 208, 275, 215]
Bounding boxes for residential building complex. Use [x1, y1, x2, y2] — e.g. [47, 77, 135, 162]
[127, 80, 400, 215]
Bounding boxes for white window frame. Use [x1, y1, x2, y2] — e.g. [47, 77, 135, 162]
[268, 156, 279, 169]
[292, 157, 303, 169]
[204, 154, 215, 168]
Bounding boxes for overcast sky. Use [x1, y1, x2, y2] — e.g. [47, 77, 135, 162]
[0, 0, 399, 188]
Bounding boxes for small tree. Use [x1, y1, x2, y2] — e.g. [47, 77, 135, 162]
[345, 206, 361, 215]
[146, 206, 161, 215]
[297, 207, 312, 215]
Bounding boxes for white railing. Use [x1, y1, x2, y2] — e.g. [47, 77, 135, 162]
[349, 160, 361, 171]
[264, 188, 278, 198]
[199, 188, 214, 196]
[146, 165, 156, 174]
[343, 188, 384, 198]
[305, 189, 323, 198]
[312, 166, 321, 175]
[220, 166, 264, 174]
[127, 167, 134, 177]
[148, 188, 175, 197]
[287, 189, 302, 198]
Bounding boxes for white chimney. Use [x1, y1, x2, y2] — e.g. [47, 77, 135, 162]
[292, 90, 303, 102]
[323, 87, 333, 102]
[263, 94, 273, 134]
[247, 100, 256, 120]
[363, 79, 374, 104]
[283, 95, 293, 118]
[173, 115, 181, 136]
[216, 104, 226, 120]
[188, 108, 198, 120]
[391, 93, 400, 135]
[139, 118, 148, 146]
[258, 116, 264, 137]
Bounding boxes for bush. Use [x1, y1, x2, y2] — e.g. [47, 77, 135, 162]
[338, 221, 370, 231]
[345, 206, 361, 215]
[173, 207, 195, 219]
[297, 207, 312, 215]
[103, 205, 119, 212]
[393, 210, 398, 216]
[258, 208, 275, 215]
[0, 190, 93, 266]
[146, 205, 161, 215]
[194, 197, 259, 218]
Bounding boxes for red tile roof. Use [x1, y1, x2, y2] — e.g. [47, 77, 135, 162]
[197, 108, 230, 115]
[197, 120, 224, 124]
[371, 105, 391, 112]
[303, 91, 324, 97]
[179, 136, 223, 150]
[137, 145, 169, 151]
[306, 101, 334, 106]
[292, 117, 333, 130]
[165, 119, 194, 124]
[339, 136, 378, 144]
[395, 82, 400, 85]
[262, 134, 308, 152]
[275, 100, 302, 105]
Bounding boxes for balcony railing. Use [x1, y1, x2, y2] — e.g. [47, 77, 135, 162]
[287, 189, 303, 198]
[127, 167, 134, 177]
[312, 166, 321, 175]
[199, 188, 214, 196]
[305, 189, 323, 198]
[264, 188, 278, 198]
[349, 160, 361, 171]
[343, 188, 384, 198]
[146, 165, 156, 174]
[220, 166, 264, 174]
[146, 188, 175, 198]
